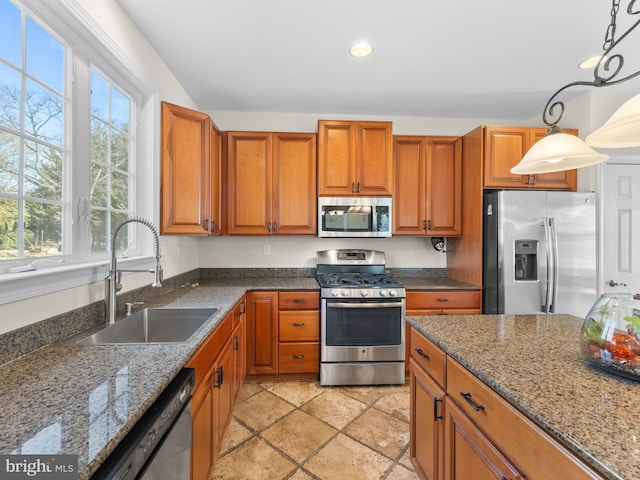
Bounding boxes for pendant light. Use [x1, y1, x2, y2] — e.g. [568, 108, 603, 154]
[511, 0, 640, 175]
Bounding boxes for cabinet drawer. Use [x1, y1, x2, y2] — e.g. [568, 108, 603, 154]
[279, 291, 320, 310]
[406, 290, 481, 310]
[447, 358, 602, 480]
[279, 310, 319, 341]
[410, 328, 446, 388]
[278, 342, 319, 373]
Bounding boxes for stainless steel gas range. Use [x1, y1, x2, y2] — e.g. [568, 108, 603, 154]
[316, 249, 406, 386]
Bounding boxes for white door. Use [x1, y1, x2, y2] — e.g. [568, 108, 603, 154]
[601, 163, 640, 296]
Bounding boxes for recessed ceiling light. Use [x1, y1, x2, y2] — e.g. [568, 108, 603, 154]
[350, 42, 373, 58]
[579, 55, 605, 69]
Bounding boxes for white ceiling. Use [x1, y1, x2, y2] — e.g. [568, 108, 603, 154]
[117, 0, 638, 121]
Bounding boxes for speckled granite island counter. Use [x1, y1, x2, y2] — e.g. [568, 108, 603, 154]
[407, 314, 640, 480]
[0, 277, 318, 480]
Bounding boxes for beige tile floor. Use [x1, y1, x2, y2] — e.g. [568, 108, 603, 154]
[212, 380, 418, 480]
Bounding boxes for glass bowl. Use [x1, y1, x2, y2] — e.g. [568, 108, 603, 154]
[580, 293, 640, 381]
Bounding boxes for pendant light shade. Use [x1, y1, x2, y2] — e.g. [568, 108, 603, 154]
[510, 131, 609, 174]
[585, 93, 640, 148]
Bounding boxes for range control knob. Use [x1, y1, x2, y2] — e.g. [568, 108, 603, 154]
[360, 289, 369, 297]
[341, 289, 349, 297]
[379, 289, 388, 297]
[389, 290, 397, 297]
[331, 289, 339, 297]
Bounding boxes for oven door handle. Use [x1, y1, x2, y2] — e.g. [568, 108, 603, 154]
[326, 302, 402, 309]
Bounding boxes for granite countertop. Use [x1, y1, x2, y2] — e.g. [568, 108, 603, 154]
[407, 314, 640, 480]
[398, 276, 480, 290]
[0, 278, 317, 480]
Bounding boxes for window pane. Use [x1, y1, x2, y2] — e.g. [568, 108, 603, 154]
[24, 139, 62, 200]
[24, 200, 61, 257]
[111, 126, 128, 171]
[110, 170, 128, 210]
[0, 0, 21, 68]
[25, 18, 64, 93]
[112, 211, 128, 250]
[91, 162, 107, 208]
[111, 86, 129, 129]
[91, 70, 108, 118]
[91, 117, 108, 164]
[0, 197, 18, 258]
[25, 79, 63, 146]
[0, 130, 20, 194]
[0, 62, 22, 130]
[90, 208, 107, 252]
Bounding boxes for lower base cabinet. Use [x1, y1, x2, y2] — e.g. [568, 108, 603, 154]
[188, 296, 246, 480]
[409, 326, 604, 480]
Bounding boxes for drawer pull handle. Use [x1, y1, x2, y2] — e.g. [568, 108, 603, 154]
[293, 354, 305, 359]
[433, 397, 443, 421]
[436, 298, 449, 302]
[414, 348, 430, 359]
[460, 392, 485, 412]
[293, 299, 305, 303]
[293, 322, 305, 327]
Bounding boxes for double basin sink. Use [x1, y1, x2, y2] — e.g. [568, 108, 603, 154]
[73, 307, 218, 345]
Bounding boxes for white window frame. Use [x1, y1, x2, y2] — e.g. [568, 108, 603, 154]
[0, 0, 158, 305]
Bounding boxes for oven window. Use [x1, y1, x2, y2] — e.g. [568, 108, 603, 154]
[325, 301, 402, 346]
[321, 205, 372, 232]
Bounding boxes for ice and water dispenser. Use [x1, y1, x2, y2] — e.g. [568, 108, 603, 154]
[514, 240, 537, 281]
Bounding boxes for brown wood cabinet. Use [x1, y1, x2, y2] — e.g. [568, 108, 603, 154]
[187, 295, 245, 480]
[409, 326, 605, 480]
[278, 291, 320, 374]
[393, 136, 462, 236]
[226, 131, 317, 235]
[317, 120, 393, 196]
[406, 290, 481, 315]
[160, 102, 223, 235]
[483, 125, 577, 190]
[246, 291, 279, 374]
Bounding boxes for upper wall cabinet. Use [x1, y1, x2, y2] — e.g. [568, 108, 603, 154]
[160, 102, 223, 235]
[317, 120, 393, 196]
[226, 131, 317, 235]
[393, 136, 462, 236]
[483, 126, 577, 190]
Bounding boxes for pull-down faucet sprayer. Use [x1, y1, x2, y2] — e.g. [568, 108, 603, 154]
[105, 217, 163, 324]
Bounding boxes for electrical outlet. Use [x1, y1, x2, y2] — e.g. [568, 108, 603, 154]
[263, 244, 271, 256]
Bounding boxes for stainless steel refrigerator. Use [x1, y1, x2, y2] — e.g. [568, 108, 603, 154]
[483, 190, 596, 318]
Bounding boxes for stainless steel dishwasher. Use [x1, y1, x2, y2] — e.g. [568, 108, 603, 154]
[91, 368, 194, 480]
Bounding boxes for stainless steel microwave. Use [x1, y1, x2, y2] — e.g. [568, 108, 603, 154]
[317, 197, 392, 237]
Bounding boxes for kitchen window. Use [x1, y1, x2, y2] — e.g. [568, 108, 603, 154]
[0, 0, 156, 304]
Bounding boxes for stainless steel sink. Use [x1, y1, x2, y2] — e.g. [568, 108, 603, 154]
[76, 307, 217, 345]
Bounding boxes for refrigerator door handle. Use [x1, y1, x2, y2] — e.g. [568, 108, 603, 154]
[549, 217, 559, 313]
[542, 218, 553, 313]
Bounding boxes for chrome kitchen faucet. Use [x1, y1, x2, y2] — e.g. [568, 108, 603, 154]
[105, 217, 163, 324]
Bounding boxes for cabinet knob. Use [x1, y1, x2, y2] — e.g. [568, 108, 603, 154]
[293, 322, 305, 327]
[293, 354, 305, 359]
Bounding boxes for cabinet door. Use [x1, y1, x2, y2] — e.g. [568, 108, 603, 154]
[444, 399, 522, 480]
[191, 378, 213, 480]
[483, 126, 530, 189]
[356, 121, 393, 196]
[393, 136, 427, 235]
[226, 132, 272, 234]
[212, 337, 234, 461]
[160, 102, 210, 235]
[410, 360, 446, 480]
[527, 128, 578, 190]
[246, 291, 279, 374]
[317, 120, 357, 195]
[209, 121, 223, 235]
[426, 137, 462, 236]
[231, 299, 246, 403]
[272, 133, 317, 234]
